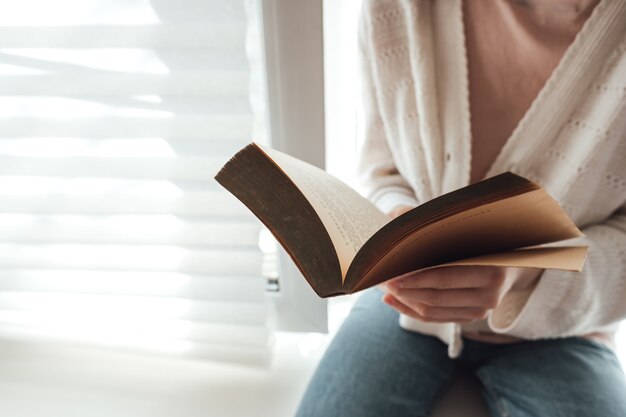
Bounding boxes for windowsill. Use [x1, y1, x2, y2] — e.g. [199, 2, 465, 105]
[0, 293, 358, 417]
[0, 333, 330, 417]
[0, 298, 622, 417]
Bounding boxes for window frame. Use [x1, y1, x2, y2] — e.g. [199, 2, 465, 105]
[258, 0, 328, 332]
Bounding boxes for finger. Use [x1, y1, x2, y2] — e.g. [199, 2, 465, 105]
[382, 294, 483, 323]
[411, 303, 489, 322]
[387, 287, 499, 309]
[389, 266, 504, 290]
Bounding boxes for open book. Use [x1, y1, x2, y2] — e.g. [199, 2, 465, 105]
[215, 143, 587, 298]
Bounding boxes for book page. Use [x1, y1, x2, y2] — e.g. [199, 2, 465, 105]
[260, 145, 388, 278]
[422, 246, 588, 272]
[351, 188, 583, 291]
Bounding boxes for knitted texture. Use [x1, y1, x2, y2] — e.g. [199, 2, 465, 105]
[357, 0, 626, 353]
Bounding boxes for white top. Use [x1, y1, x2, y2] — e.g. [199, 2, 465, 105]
[357, 0, 626, 357]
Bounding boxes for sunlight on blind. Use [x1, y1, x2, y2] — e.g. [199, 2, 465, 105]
[0, 0, 271, 365]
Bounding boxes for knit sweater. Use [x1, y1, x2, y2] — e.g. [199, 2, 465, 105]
[357, 0, 626, 357]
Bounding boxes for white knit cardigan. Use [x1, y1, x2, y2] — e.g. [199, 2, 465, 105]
[357, 0, 626, 357]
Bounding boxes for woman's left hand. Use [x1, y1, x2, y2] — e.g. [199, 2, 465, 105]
[382, 266, 541, 323]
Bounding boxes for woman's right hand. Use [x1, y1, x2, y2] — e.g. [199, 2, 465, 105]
[387, 204, 414, 219]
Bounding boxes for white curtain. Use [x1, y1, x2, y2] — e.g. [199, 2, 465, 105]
[0, 0, 271, 365]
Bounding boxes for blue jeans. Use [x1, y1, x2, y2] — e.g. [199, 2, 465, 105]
[295, 289, 626, 417]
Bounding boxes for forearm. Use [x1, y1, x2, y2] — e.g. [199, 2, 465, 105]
[488, 209, 626, 338]
[356, 9, 418, 215]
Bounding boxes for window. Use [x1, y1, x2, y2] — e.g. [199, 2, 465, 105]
[253, 0, 328, 332]
[0, 0, 272, 365]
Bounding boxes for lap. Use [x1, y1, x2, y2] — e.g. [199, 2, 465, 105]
[295, 289, 626, 417]
[295, 288, 456, 417]
[472, 337, 626, 417]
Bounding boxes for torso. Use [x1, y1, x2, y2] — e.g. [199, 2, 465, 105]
[360, 0, 625, 349]
[463, 0, 596, 183]
[462, 0, 599, 342]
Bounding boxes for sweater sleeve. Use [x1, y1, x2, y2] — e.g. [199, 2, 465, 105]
[488, 202, 626, 339]
[356, 7, 419, 214]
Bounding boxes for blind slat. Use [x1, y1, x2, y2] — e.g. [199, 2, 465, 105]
[0, 24, 247, 48]
[0, 156, 232, 181]
[0, 192, 250, 216]
[0, 320, 270, 349]
[0, 73, 249, 95]
[0, 326, 269, 366]
[0, 270, 264, 301]
[0, 293, 267, 325]
[0, 116, 252, 139]
[0, 244, 264, 275]
[0, 0, 246, 26]
[0, 137, 249, 158]
[0, 214, 261, 246]
[0, 96, 251, 117]
[0, 48, 248, 72]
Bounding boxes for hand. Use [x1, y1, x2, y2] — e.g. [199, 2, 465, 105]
[387, 205, 414, 219]
[382, 266, 541, 323]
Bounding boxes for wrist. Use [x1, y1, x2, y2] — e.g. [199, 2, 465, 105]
[508, 267, 543, 292]
[388, 204, 414, 219]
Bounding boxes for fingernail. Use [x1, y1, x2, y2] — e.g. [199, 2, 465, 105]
[387, 279, 401, 289]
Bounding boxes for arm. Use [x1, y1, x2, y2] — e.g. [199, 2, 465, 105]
[488, 203, 626, 339]
[383, 265, 542, 324]
[382, 206, 543, 325]
[384, 203, 626, 339]
[357, 8, 418, 214]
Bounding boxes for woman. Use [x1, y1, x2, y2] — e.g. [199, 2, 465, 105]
[296, 0, 626, 416]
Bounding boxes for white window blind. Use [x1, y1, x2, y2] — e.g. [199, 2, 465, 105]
[0, 0, 271, 365]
